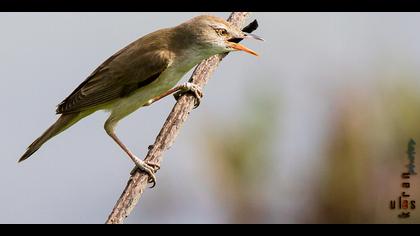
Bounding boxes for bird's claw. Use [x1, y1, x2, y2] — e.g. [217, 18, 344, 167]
[132, 159, 160, 188]
[173, 82, 203, 109]
[146, 161, 161, 171]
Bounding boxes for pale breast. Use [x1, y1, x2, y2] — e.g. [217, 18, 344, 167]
[107, 49, 207, 121]
[106, 67, 186, 121]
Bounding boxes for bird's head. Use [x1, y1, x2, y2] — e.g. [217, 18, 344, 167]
[176, 15, 263, 57]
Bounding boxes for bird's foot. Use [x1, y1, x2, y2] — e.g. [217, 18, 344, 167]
[147, 161, 161, 171]
[174, 82, 203, 109]
[132, 158, 160, 188]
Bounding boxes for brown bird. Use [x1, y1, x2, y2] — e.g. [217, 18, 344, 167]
[19, 15, 263, 184]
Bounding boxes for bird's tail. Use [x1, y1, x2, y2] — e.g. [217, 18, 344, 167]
[19, 112, 82, 163]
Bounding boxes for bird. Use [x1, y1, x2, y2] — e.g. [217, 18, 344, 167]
[19, 15, 263, 185]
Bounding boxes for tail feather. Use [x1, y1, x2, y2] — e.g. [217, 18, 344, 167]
[19, 113, 81, 162]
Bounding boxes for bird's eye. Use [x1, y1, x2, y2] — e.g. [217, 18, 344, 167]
[215, 28, 228, 36]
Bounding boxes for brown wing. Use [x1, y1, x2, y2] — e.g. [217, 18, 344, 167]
[56, 34, 173, 114]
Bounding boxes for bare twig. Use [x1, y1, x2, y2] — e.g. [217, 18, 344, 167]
[106, 12, 252, 224]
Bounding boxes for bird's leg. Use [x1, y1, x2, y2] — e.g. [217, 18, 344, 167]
[144, 82, 203, 109]
[105, 123, 159, 187]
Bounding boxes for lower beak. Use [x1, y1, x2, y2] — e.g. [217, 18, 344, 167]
[228, 42, 259, 57]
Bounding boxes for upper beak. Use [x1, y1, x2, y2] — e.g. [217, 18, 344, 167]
[226, 32, 263, 57]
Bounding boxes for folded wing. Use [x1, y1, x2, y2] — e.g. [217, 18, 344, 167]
[56, 31, 174, 114]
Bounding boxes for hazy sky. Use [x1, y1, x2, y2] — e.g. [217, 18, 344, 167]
[1, 12, 420, 223]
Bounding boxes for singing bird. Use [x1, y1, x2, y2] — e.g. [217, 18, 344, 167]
[19, 15, 263, 184]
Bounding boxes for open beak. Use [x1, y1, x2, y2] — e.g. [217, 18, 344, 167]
[227, 32, 263, 57]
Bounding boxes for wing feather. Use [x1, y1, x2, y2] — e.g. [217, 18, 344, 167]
[56, 30, 174, 114]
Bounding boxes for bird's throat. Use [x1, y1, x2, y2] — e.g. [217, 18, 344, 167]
[173, 48, 213, 74]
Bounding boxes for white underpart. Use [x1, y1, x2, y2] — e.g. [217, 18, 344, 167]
[105, 48, 211, 126]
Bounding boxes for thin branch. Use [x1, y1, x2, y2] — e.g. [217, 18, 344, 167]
[106, 12, 252, 224]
